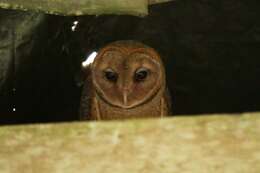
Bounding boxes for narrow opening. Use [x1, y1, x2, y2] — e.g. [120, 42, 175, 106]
[0, 1, 259, 125]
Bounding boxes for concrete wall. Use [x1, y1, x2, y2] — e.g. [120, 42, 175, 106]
[0, 112, 260, 172]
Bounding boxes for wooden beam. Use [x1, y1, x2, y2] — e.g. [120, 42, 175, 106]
[0, 0, 174, 17]
[0, 0, 148, 16]
[0, 112, 260, 172]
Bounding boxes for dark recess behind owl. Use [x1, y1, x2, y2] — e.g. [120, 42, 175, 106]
[0, 0, 260, 124]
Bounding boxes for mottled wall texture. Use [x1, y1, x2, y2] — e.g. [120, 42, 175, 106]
[0, 1, 260, 124]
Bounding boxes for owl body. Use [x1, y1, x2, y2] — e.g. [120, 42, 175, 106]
[80, 40, 171, 120]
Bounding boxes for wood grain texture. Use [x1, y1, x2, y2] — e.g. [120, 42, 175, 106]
[0, 112, 260, 173]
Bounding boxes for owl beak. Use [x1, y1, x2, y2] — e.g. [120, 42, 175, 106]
[123, 90, 128, 105]
[122, 87, 131, 106]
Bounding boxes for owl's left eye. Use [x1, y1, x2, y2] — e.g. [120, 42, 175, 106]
[135, 68, 149, 82]
[104, 69, 118, 82]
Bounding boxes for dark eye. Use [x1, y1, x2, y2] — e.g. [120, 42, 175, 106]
[104, 69, 118, 82]
[135, 68, 149, 82]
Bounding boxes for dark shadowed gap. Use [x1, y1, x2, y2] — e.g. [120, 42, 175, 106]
[0, 0, 260, 125]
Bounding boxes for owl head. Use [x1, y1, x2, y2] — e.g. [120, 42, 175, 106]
[91, 40, 166, 109]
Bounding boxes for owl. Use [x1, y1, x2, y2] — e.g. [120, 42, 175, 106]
[79, 40, 171, 120]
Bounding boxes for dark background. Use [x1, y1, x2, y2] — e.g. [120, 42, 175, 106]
[0, 1, 260, 124]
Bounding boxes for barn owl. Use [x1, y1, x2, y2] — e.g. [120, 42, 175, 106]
[80, 40, 171, 120]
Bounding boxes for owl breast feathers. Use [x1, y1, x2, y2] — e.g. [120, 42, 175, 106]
[80, 40, 171, 120]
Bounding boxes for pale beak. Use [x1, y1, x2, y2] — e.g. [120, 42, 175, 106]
[123, 90, 128, 105]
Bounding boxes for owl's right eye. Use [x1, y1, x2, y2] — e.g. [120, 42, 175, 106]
[104, 69, 118, 82]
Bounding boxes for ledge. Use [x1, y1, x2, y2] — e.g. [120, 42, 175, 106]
[0, 112, 260, 172]
[0, 0, 174, 16]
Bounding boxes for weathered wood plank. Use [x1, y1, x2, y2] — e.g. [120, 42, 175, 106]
[0, 112, 260, 173]
[0, 0, 174, 16]
[0, 0, 148, 16]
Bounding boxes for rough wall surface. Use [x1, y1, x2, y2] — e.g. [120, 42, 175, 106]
[0, 113, 260, 172]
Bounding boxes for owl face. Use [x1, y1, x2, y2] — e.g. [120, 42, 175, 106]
[92, 41, 165, 109]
